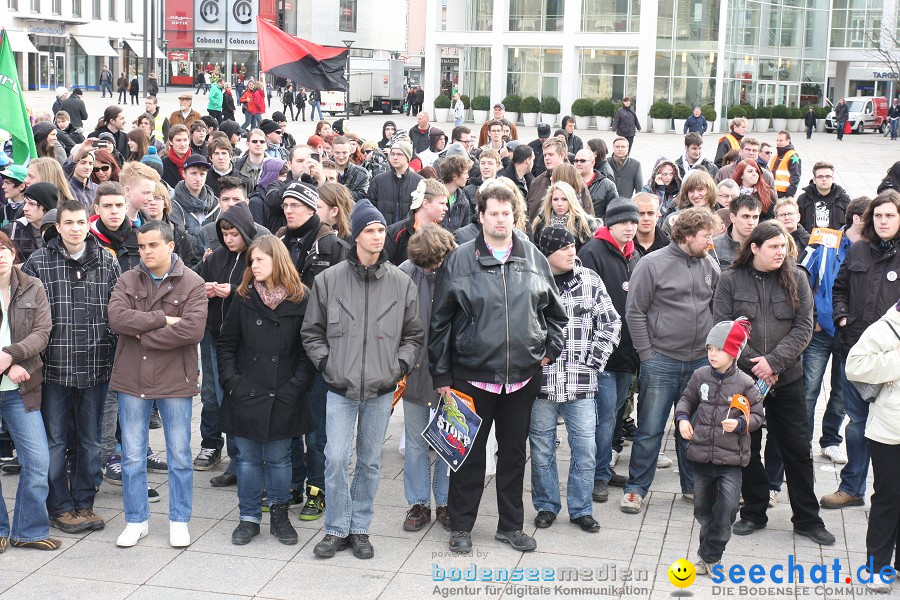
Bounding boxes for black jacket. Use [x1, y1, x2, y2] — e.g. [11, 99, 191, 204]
[278, 217, 349, 289]
[409, 126, 431, 155]
[441, 186, 472, 233]
[222, 91, 236, 122]
[385, 213, 416, 265]
[337, 162, 371, 201]
[584, 169, 619, 219]
[804, 111, 817, 127]
[499, 162, 534, 200]
[835, 103, 849, 121]
[60, 96, 88, 129]
[161, 155, 187, 189]
[89, 215, 141, 273]
[833, 237, 900, 358]
[206, 167, 252, 199]
[217, 286, 314, 443]
[565, 133, 584, 155]
[367, 168, 424, 226]
[634, 225, 670, 257]
[528, 139, 547, 178]
[577, 231, 640, 372]
[612, 106, 641, 137]
[429, 233, 568, 387]
[796, 182, 850, 232]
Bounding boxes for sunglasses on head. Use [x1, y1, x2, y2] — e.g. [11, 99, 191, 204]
[93, 165, 111, 172]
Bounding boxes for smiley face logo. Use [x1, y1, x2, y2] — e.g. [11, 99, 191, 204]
[667, 559, 696, 588]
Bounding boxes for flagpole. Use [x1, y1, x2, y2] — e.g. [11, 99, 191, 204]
[342, 40, 353, 121]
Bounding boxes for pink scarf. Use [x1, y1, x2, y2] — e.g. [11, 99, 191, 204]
[255, 283, 286, 310]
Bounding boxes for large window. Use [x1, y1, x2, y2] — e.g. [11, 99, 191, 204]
[339, 0, 357, 32]
[463, 47, 491, 100]
[52, 0, 60, 14]
[830, 0, 881, 48]
[92, 0, 100, 19]
[583, 0, 640, 33]
[30, 0, 39, 11]
[73, 0, 81, 17]
[579, 49, 638, 101]
[9, 0, 18, 10]
[108, 0, 115, 20]
[125, 0, 132, 22]
[654, 51, 718, 105]
[507, 47, 562, 100]
[509, 0, 563, 32]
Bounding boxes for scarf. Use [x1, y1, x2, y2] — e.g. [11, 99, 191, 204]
[255, 283, 287, 310]
[550, 213, 568, 228]
[284, 214, 321, 266]
[167, 147, 190, 180]
[95, 216, 132, 253]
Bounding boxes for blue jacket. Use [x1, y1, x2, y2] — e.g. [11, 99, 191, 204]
[684, 114, 708, 134]
[800, 228, 852, 336]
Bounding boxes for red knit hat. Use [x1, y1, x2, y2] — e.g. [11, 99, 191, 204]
[706, 318, 752, 359]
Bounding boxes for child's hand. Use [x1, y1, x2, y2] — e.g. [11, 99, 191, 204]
[678, 420, 693, 440]
[721, 418, 738, 433]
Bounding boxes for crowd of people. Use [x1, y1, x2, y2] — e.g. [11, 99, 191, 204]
[0, 90, 898, 593]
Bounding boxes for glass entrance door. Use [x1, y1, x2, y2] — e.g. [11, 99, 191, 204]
[776, 83, 799, 108]
[38, 53, 50, 89]
[53, 55, 64, 89]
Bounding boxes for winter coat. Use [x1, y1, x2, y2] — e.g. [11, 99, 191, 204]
[429, 233, 568, 388]
[278, 219, 348, 289]
[337, 162, 371, 201]
[835, 103, 849, 122]
[529, 139, 547, 178]
[208, 84, 223, 111]
[612, 106, 641, 137]
[89, 216, 141, 273]
[170, 181, 219, 267]
[539, 263, 621, 402]
[526, 170, 595, 221]
[222, 91, 236, 121]
[804, 111, 817, 127]
[217, 286, 315, 443]
[147, 78, 159, 97]
[168, 109, 202, 130]
[578, 228, 641, 372]
[398, 260, 440, 408]
[68, 175, 98, 210]
[565, 133, 584, 156]
[674, 155, 718, 179]
[607, 156, 643, 199]
[385, 213, 417, 266]
[367, 168, 425, 226]
[584, 170, 619, 219]
[833, 237, 900, 358]
[675, 364, 763, 467]
[795, 182, 851, 233]
[108, 256, 207, 399]
[60, 96, 88, 129]
[441, 187, 472, 233]
[117, 76, 128, 91]
[714, 132, 743, 168]
[791, 224, 810, 255]
[683, 114, 708, 134]
[627, 241, 720, 363]
[206, 167, 251, 199]
[712, 227, 741, 269]
[713, 265, 814, 387]
[4, 218, 43, 262]
[22, 236, 120, 388]
[1, 268, 52, 411]
[129, 78, 139, 96]
[301, 249, 424, 402]
[234, 152, 267, 190]
[409, 126, 431, 155]
[499, 162, 534, 200]
[846, 305, 900, 445]
[799, 228, 852, 336]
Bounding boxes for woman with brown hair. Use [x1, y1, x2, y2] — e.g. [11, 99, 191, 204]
[127, 129, 149, 163]
[216, 235, 315, 547]
[315, 183, 353, 242]
[732, 159, 776, 219]
[345, 133, 366, 166]
[662, 169, 718, 237]
[91, 150, 121, 184]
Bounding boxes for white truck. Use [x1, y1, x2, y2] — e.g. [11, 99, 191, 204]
[321, 58, 406, 116]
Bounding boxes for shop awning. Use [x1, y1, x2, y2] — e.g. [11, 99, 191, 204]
[125, 39, 164, 59]
[4, 30, 39, 54]
[73, 36, 118, 57]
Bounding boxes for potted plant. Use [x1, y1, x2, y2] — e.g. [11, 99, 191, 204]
[771, 104, 789, 131]
[521, 96, 541, 127]
[788, 106, 804, 132]
[594, 99, 615, 130]
[502, 94, 521, 124]
[433, 94, 451, 123]
[540, 96, 560, 126]
[648, 100, 673, 133]
[754, 105, 771, 133]
[460, 94, 471, 121]
[814, 105, 828, 132]
[701, 104, 718, 133]
[672, 103, 691, 134]
[471, 95, 490, 123]
[571, 98, 594, 130]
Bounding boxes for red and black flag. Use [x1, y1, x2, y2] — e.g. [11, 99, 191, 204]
[257, 18, 348, 92]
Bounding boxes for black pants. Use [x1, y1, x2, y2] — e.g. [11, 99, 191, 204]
[208, 110, 222, 124]
[130, 92, 138, 105]
[867, 439, 900, 571]
[448, 377, 541, 533]
[297, 105, 306, 121]
[118, 89, 127, 103]
[624, 136, 635, 153]
[283, 103, 295, 120]
[693, 462, 742, 562]
[741, 377, 824, 531]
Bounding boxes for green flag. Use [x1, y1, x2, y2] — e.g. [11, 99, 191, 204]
[0, 29, 37, 165]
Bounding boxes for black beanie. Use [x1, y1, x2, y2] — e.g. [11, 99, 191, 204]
[351, 200, 386, 241]
[23, 182, 59, 212]
[604, 196, 640, 227]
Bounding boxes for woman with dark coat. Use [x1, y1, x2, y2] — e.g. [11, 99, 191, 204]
[295, 88, 307, 122]
[222, 83, 237, 122]
[217, 235, 315, 547]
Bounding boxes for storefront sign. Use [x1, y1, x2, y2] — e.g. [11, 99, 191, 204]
[227, 32, 257, 48]
[227, 0, 255, 32]
[874, 72, 899, 79]
[195, 32, 226, 48]
[165, 0, 194, 48]
[27, 25, 66, 35]
[196, 0, 224, 28]
[168, 51, 190, 61]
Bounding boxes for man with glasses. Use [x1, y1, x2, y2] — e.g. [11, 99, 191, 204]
[481, 120, 508, 161]
[775, 198, 809, 254]
[796, 161, 850, 232]
[715, 138, 776, 190]
[758, 142, 773, 166]
[235, 129, 270, 190]
[331, 136, 370, 201]
[259, 120, 288, 161]
[367, 140, 423, 226]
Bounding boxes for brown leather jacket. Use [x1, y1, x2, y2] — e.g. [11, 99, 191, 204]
[168, 109, 201, 130]
[2, 268, 52, 411]
[108, 256, 207, 399]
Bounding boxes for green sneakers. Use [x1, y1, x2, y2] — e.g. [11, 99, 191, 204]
[299, 486, 325, 521]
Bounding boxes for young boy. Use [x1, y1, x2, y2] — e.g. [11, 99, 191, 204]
[675, 318, 764, 575]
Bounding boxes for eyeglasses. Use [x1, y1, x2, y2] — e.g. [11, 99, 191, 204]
[250, 139, 267, 144]
[93, 165, 111, 173]
[717, 192, 735, 199]
[814, 174, 833, 180]
[573, 159, 590, 164]
[281, 202, 305, 211]
[388, 151, 406, 158]
[273, 130, 284, 135]
[364, 149, 374, 155]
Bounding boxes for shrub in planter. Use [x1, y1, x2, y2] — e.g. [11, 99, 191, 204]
[790, 106, 804, 119]
[433, 95, 451, 109]
[541, 96, 560, 115]
[571, 98, 595, 117]
[754, 106, 772, 119]
[672, 103, 692, 119]
[771, 105, 789, 119]
[594, 99, 616, 118]
[502, 94, 521, 113]
[521, 96, 541, 113]
[701, 104, 717, 122]
[471, 96, 490, 111]
[460, 95, 471, 110]
[814, 105, 829, 119]
[648, 101, 673, 119]
[727, 105, 747, 119]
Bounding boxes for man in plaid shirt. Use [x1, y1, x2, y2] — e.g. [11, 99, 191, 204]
[23, 199, 121, 534]
[529, 226, 621, 534]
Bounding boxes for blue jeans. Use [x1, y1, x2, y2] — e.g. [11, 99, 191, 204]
[118, 394, 193, 523]
[626, 353, 705, 497]
[291, 372, 327, 491]
[891, 118, 899, 140]
[200, 330, 237, 474]
[530, 396, 597, 519]
[403, 400, 449, 507]
[41, 382, 107, 516]
[838, 378, 870, 498]
[693, 461, 742, 563]
[324, 391, 393, 537]
[311, 102, 324, 121]
[0, 390, 51, 542]
[234, 436, 292, 523]
[595, 370, 633, 481]
[250, 114, 262, 129]
[101, 82, 112, 97]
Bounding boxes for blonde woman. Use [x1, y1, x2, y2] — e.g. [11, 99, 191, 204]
[662, 169, 718, 238]
[316, 182, 354, 242]
[531, 181, 597, 250]
[25, 158, 75, 203]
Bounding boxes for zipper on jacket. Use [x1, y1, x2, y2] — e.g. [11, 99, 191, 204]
[360, 268, 370, 398]
[220, 255, 241, 330]
[501, 263, 510, 384]
[337, 298, 355, 320]
[376, 300, 397, 321]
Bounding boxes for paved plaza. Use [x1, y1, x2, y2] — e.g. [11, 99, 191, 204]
[0, 89, 897, 599]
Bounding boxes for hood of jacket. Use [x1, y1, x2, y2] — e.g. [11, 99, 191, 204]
[381, 120, 397, 145]
[216, 202, 259, 249]
[800, 181, 847, 204]
[594, 226, 635, 259]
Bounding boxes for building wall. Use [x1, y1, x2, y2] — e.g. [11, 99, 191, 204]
[293, 0, 407, 51]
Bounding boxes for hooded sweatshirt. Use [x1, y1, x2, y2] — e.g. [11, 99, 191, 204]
[378, 120, 397, 149]
[200, 203, 261, 339]
[796, 181, 851, 233]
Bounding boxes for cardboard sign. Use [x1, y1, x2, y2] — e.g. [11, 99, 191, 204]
[422, 389, 481, 472]
[809, 227, 842, 249]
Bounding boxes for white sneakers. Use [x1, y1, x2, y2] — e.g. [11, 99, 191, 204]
[821, 445, 848, 464]
[116, 521, 191, 548]
[657, 452, 673, 468]
[609, 450, 620, 469]
[769, 490, 779, 507]
[170, 522, 191, 547]
[116, 521, 148, 547]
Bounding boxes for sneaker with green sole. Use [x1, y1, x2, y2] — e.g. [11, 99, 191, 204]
[299, 486, 325, 521]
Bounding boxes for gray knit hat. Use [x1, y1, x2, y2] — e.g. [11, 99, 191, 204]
[604, 196, 640, 227]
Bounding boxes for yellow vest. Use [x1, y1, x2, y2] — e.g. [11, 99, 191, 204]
[719, 133, 740, 151]
[151, 109, 165, 139]
[768, 149, 797, 194]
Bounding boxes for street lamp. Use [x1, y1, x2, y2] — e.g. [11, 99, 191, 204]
[161, 39, 168, 93]
[342, 39, 353, 122]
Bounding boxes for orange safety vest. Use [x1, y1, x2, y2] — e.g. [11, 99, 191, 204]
[718, 133, 740, 151]
[768, 149, 797, 194]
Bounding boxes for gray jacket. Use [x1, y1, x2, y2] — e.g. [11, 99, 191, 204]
[607, 156, 643, 199]
[626, 241, 720, 362]
[398, 260, 439, 408]
[713, 265, 814, 387]
[302, 250, 424, 401]
[711, 227, 741, 269]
